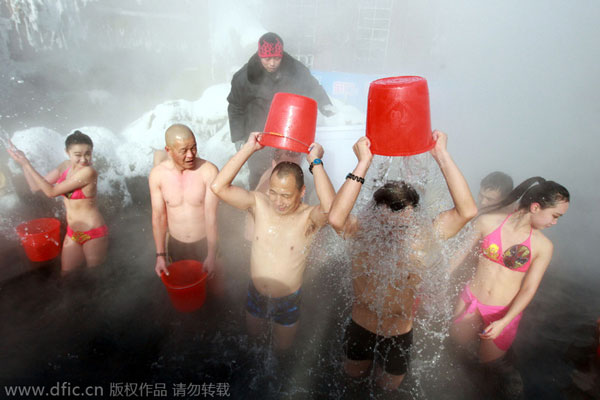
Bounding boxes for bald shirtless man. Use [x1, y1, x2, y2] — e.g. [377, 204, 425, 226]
[211, 132, 335, 351]
[149, 124, 221, 289]
[329, 132, 477, 390]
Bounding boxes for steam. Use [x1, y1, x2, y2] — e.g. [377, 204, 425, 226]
[1, 1, 599, 398]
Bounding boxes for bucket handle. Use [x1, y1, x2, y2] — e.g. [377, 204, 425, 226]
[260, 132, 310, 152]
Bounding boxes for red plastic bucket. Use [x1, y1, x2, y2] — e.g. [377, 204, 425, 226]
[161, 260, 208, 312]
[259, 92, 317, 153]
[16, 218, 61, 262]
[366, 76, 434, 156]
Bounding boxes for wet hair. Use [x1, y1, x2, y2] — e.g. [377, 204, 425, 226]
[480, 171, 513, 197]
[271, 161, 304, 190]
[481, 177, 570, 214]
[65, 130, 93, 150]
[373, 181, 420, 212]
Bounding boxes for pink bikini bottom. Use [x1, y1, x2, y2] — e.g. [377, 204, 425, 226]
[453, 284, 522, 351]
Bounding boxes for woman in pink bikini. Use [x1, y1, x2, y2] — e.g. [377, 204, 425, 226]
[451, 177, 570, 363]
[8, 131, 108, 274]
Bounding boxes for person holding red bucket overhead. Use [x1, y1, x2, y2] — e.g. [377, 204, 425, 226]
[227, 32, 335, 189]
[7, 131, 108, 274]
[327, 76, 478, 390]
[149, 124, 223, 297]
[328, 132, 477, 390]
[211, 131, 335, 353]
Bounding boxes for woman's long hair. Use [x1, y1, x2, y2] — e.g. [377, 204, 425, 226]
[480, 177, 570, 214]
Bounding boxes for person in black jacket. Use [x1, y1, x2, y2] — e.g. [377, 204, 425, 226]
[227, 32, 335, 188]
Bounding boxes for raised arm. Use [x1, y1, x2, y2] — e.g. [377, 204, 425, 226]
[203, 162, 220, 276]
[8, 147, 94, 198]
[448, 217, 484, 274]
[328, 137, 373, 236]
[430, 130, 478, 240]
[480, 239, 553, 341]
[149, 167, 169, 277]
[210, 132, 261, 211]
[22, 164, 60, 193]
[307, 143, 336, 228]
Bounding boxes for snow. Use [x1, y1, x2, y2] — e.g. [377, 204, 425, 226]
[6, 75, 365, 214]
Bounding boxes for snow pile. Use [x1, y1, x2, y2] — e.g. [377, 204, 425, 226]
[7, 80, 365, 212]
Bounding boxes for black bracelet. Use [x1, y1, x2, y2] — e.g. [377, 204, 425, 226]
[156, 252, 167, 258]
[346, 173, 365, 184]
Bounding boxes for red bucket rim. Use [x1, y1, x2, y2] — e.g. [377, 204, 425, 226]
[16, 217, 61, 237]
[371, 139, 435, 157]
[258, 132, 311, 153]
[160, 260, 207, 290]
[370, 76, 426, 88]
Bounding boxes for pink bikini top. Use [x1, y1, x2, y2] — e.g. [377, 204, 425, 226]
[480, 213, 532, 272]
[56, 167, 90, 200]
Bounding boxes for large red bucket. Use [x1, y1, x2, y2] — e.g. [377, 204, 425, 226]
[16, 218, 61, 262]
[366, 76, 434, 156]
[259, 92, 317, 153]
[161, 260, 208, 312]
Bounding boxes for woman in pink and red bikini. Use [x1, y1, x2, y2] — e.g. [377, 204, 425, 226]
[8, 131, 108, 274]
[451, 177, 570, 363]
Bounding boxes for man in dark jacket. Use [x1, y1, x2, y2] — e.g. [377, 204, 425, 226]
[227, 32, 335, 188]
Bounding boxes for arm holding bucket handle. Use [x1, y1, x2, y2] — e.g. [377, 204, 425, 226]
[328, 137, 373, 238]
[307, 143, 336, 228]
[430, 130, 478, 240]
[211, 132, 262, 211]
[149, 167, 169, 277]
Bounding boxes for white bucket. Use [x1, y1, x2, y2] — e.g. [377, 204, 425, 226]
[316, 125, 365, 191]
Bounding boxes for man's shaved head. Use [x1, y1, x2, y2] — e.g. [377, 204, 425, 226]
[165, 124, 195, 147]
[164, 124, 198, 170]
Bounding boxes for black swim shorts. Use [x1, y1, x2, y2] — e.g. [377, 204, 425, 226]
[343, 319, 413, 376]
[245, 281, 301, 326]
[167, 235, 208, 263]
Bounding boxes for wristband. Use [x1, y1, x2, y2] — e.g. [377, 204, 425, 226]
[309, 158, 322, 174]
[156, 252, 167, 258]
[346, 173, 365, 184]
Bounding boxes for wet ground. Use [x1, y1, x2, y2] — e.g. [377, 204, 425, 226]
[1, 198, 599, 399]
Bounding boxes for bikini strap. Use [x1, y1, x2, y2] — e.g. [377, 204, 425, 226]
[499, 212, 513, 228]
[58, 166, 70, 182]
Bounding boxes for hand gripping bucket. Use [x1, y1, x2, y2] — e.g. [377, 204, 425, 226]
[259, 92, 317, 153]
[16, 218, 61, 262]
[366, 76, 434, 156]
[161, 260, 208, 312]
